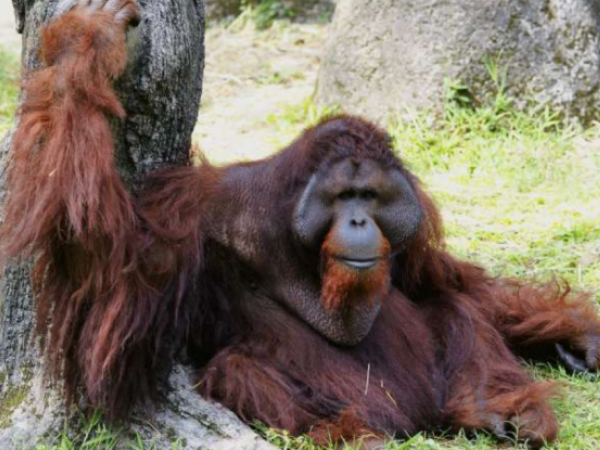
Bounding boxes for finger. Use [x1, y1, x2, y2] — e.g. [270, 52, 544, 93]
[585, 349, 599, 371]
[89, 0, 106, 11]
[486, 413, 508, 440]
[556, 343, 589, 373]
[54, 0, 78, 17]
[115, 5, 140, 26]
[585, 334, 600, 370]
[104, 0, 121, 12]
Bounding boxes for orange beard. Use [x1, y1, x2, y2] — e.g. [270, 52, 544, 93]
[320, 235, 391, 312]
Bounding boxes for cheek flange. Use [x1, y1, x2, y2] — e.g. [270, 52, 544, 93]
[375, 173, 424, 249]
[293, 175, 332, 249]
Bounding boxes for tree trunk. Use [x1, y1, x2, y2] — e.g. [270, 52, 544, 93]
[0, 1, 273, 449]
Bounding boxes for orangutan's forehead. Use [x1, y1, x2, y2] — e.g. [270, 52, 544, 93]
[314, 158, 403, 194]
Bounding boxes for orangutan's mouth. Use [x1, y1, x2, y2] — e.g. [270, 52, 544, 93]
[336, 257, 379, 270]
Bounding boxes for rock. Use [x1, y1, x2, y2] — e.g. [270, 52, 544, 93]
[0, 365, 276, 450]
[316, 0, 600, 123]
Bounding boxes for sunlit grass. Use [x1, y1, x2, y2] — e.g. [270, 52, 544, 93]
[388, 87, 600, 292]
[264, 95, 339, 146]
[27, 412, 184, 450]
[0, 47, 19, 135]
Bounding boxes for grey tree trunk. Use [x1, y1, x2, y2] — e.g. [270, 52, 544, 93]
[0, 1, 273, 449]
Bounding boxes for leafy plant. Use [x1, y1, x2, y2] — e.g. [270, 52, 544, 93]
[250, 0, 296, 30]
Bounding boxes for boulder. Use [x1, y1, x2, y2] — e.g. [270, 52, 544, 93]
[317, 0, 600, 123]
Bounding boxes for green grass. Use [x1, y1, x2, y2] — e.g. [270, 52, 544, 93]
[264, 96, 340, 146]
[0, 47, 19, 135]
[250, 0, 296, 30]
[27, 412, 184, 450]
[389, 88, 600, 291]
[223, 0, 296, 31]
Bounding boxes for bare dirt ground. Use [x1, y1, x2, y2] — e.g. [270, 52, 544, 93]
[195, 19, 326, 164]
[0, 3, 21, 53]
[0, 5, 327, 165]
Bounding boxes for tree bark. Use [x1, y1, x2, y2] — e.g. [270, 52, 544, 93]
[0, 1, 273, 449]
